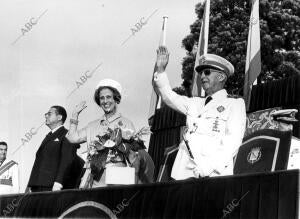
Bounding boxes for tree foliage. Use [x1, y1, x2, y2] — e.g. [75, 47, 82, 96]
[180, 0, 300, 95]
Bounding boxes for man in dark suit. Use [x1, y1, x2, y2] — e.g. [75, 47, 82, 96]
[27, 105, 83, 192]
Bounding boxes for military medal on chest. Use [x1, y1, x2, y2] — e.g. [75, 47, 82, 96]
[212, 106, 225, 132]
[212, 117, 220, 132]
[217, 105, 225, 113]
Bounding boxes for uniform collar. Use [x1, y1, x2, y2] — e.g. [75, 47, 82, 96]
[199, 89, 228, 115]
[0, 159, 6, 167]
[0, 159, 11, 167]
[209, 89, 228, 101]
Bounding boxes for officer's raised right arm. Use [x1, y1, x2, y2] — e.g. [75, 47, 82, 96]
[153, 46, 194, 115]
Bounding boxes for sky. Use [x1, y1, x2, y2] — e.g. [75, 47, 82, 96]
[0, 0, 201, 191]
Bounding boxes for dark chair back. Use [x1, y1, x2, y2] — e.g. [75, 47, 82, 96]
[234, 129, 292, 175]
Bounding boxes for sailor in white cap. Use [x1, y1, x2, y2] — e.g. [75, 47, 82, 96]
[270, 109, 300, 170]
[153, 46, 246, 179]
[67, 79, 154, 187]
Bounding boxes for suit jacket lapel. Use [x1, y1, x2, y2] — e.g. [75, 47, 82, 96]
[37, 127, 67, 154]
[46, 126, 67, 143]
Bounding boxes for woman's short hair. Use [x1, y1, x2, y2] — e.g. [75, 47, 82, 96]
[94, 86, 121, 106]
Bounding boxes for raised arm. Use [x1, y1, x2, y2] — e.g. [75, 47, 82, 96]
[66, 101, 88, 144]
[153, 46, 195, 115]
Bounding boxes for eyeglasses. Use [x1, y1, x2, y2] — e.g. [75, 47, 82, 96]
[45, 111, 56, 117]
[201, 69, 212, 76]
[199, 69, 225, 76]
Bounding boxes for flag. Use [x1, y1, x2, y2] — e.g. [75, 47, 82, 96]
[148, 16, 168, 125]
[191, 0, 210, 97]
[243, 0, 261, 111]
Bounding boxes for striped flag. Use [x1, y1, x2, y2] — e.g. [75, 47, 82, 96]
[191, 0, 210, 97]
[148, 16, 168, 125]
[243, 0, 261, 110]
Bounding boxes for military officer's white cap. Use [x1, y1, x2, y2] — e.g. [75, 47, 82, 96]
[95, 79, 122, 96]
[270, 109, 298, 124]
[195, 54, 234, 77]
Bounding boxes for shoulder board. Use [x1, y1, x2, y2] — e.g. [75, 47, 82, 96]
[227, 94, 242, 99]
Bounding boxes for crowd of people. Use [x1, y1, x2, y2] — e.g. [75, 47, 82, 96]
[0, 46, 298, 195]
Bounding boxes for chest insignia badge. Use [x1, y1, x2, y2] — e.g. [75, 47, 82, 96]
[199, 56, 207, 64]
[217, 106, 225, 112]
[118, 120, 123, 126]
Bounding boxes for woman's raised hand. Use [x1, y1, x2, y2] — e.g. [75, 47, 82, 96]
[72, 101, 87, 118]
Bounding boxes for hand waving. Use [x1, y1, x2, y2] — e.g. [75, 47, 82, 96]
[155, 46, 169, 73]
[72, 101, 87, 118]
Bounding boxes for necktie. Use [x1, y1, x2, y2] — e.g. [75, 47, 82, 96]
[46, 131, 52, 138]
[205, 96, 212, 105]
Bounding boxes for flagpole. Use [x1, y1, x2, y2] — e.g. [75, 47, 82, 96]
[148, 16, 168, 125]
[201, 0, 210, 97]
[161, 16, 168, 45]
[243, 0, 261, 111]
[203, 0, 210, 55]
[191, 0, 210, 97]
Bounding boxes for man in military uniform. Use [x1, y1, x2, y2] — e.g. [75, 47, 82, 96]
[0, 141, 19, 194]
[153, 46, 246, 179]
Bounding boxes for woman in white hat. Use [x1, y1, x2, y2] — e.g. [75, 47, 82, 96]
[67, 79, 144, 188]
